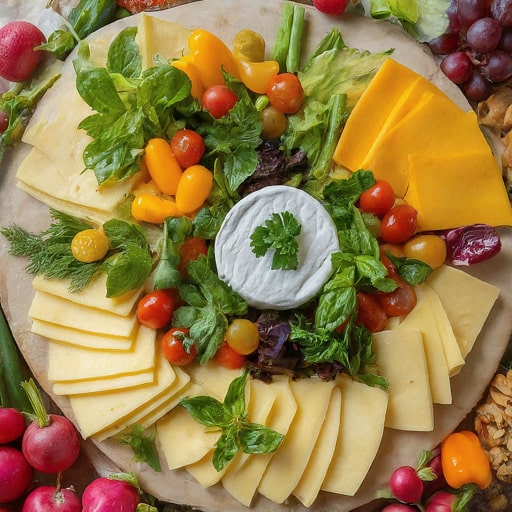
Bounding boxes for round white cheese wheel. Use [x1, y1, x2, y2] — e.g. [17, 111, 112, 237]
[214, 185, 340, 310]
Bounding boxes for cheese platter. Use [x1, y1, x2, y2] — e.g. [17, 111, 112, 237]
[1, 0, 512, 511]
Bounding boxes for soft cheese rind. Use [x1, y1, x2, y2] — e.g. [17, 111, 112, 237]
[214, 185, 339, 310]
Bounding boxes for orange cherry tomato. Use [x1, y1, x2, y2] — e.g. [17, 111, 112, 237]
[266, 73, 304, 114]
[214, 340, 246, 369]
[178, 237, 208, 275]
[355, 292, 388, 333]
[161, 328, 197, 366]
[136, 289, 177, 329]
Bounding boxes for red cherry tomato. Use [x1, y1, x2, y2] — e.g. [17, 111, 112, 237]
[178, 236, 208, 275]
[358, 179, 395, 217]
[356, 292, 388, 333]
[201, 85, 238, 118]
[161, 328, 197, 366]
[376, 275, 417, 317]
[170, 129, 205, 169]
[380, 204, 418, 244]
[136, 289, 177, 329]
[266, 73, 304, 114]
[214, 340, 246, 369]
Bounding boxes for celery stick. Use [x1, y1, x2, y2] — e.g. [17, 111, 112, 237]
[270, 1, 294, 72]
[286, 4, 306, 73]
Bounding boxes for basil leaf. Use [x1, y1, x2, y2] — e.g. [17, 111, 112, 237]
[239, 423, 284, 454]
[104, 242, 152, 297]
[315, 286, 357, 332]
[386, 252, 433, 285]
[68, 0, 117, 39]
[212, 427, 239, 471]
[36, 30, 76, 60]
[120, 424, 161, 472]
[103, 218, 148, 250]
[223, 371, 248, 419]
[107, 27, 142, 78]
[189, 305, 228, 363]
[180, 396, 231, 427]
[354, 255, 397, 292]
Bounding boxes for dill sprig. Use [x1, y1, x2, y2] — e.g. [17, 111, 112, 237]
[1, 209, 102, 292]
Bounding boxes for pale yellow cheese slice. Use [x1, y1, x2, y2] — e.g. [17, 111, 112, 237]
[427, 265, 500, 358]
[32, 275, 143, 317]
[220, 376, 297, 507]
[31, 319, 134, 351]
[404, 151, 512, 231]
[321, 375, 388, 496]
[47, 325, 156, 382]
[258, 378, 335, 504]
[29, 290, 138, 338]
[52, 368, 155, 396]
[157, 386, 221, 470]
[94, 365, 191, 441]
[135, 14, 191, 70]
[396, 283, 452, 405]
[422, 283, 465, 375]
[373, 329, 433, 431]
[293, 386, 342, 507]
[69, 354, 176, 438]
[16, 148, 136, 217]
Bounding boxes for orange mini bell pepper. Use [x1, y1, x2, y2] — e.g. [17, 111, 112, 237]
[144, 138, 182, 196]
[440, 430, 492, 490]
[235, 59, 279, 94]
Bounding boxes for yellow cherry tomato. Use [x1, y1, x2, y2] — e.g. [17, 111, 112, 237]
[403, 234, 447, 269]
[175, 165, 213, 214]
[144, 138, 183, 196]
[71, 229, 109, 263]
[232, 29, 266, 62]
[226, 319, 260, 355]
[131, 193, 182, 224]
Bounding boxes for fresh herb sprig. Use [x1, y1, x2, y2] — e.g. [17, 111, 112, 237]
[172, 255, 247, 364]
[1, 209, 152, 297]
[120, 424, 161, 472]
[250, 211, 302, 271]
[180, 370, 284, 471]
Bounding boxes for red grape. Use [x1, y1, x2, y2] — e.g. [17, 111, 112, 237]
[428, 32, 460, 55]
[491, 0, 512, 27]
[466, 17, 503, 52]
[498, 28, 512, 52]
[482, 49, 512, 81]
[440, 52, 474, 83]
[463, 69, 492, 101]
[457, 0, 490, 27]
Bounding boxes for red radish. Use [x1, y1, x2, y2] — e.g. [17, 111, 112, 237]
[426, 491, 457, 512]
[0, 407, 26, 443]
[0, 446, 32, 503]
[82, 477, 139, 512]
[22, 486, 81, 512]
[389, 465, 424, 504]
[422, 453, 447, 498]
[0, 21, 46, 82]
[382, 504, 419, 511]
[312, 0, 350, 15]
[21, 379, 81, 474]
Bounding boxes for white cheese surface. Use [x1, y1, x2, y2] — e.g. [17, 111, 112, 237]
[214, 185, 339, 310]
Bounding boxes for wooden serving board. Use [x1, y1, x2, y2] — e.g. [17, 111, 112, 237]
[1, 1, 512, 510]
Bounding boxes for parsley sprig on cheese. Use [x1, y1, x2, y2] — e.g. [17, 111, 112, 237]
[250, 211, 302, 271]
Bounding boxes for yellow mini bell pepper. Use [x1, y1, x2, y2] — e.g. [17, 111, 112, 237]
[440, 430, 492, 490]
[144, 138, 183, 196]
[171, 57, 205, 99]
[187, 29, 240, 89]
[131, 193, 182, 224]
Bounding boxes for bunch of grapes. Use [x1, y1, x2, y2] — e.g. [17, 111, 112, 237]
[429, 0, 512, 102]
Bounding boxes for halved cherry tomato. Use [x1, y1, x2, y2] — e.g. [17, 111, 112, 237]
[136, 289, 177, 329]
[266, 73, 304, 114]
[225, 319, 260, 355]
[358, 179, 395, 217]
[161, 328, 197, 366]
[214, 340, 246, 369]
[178, 237, 208, 275]
[356, 292, 388, 333]
[380, 204, 418, 244]
[170, 129, 205, 169]
[201, 85, 237, 118]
